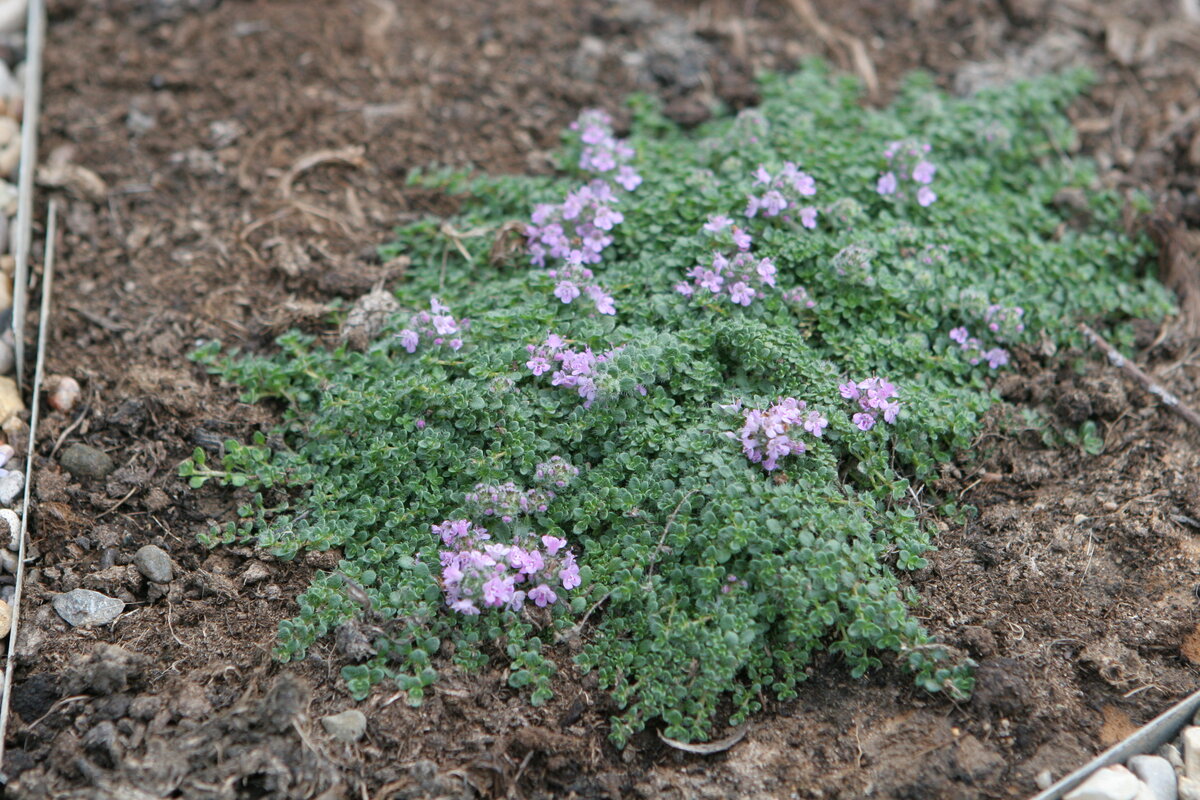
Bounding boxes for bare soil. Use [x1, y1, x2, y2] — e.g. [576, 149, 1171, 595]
[6, 0, 1200, 798]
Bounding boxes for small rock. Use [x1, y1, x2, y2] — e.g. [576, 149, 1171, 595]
[0, 339, 13, 376]
[1037, 770, 1056, 789]
[1185, 727, 1200, 780]
[52, 588, 124, 627]
[45, 375, 81, 413]
[320, 708, 367, 743]
[1181, 777, 1200, 800]
[0, 548, 15, 573]
[60, 443, 115, 481]
[240, 561, 270, 585]
[0, 375, 21, 424]
[1064, 765, 1141, 800]
[132, 545, 173, 584]
[1161, 743, 1184, 772]
[0, 2, 26, 38]
[0, 468, 21, 505]
[1129, 755, 1177, 800]
[0, 598, 11, 637]
[0, 507, 19, 549]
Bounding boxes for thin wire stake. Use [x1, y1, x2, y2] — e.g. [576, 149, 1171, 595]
[0, 198, 56, 779]
[11, 0, 45, 383]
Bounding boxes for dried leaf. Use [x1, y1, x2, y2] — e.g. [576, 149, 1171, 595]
[657, 725, 747, 754]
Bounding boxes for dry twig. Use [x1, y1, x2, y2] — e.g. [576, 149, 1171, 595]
[1079, 322, 1200, 430]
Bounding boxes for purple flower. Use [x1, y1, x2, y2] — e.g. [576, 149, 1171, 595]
[616, 166, 642, 191]
[802, 410, 828, 437]
[449, 598, 479, 615]
[760, 190, 788, 217]
[912, 160, 936, 184]
[593, 205, 624, 231]
[415, 418, 426, 430]
[528, 583, 558, 607]
[482, 574, 516, 608]
[398, 329, 419, 353]
[559, 562, 581, 590]
[839, 382, 861, 401]
[799, 206, 818, 229]
[756, 258, 776, 286]
[949, 327, 969, 345]
[675, 281, 694, 296]
[704, 215, 733, 233]
[876, 172, 898, 195]
[984, 348, 1009, 369]
[853, 413, 876, 431]
[732, 228, 752, 251]
[541, 535, 567, 556]
[917, 186, 937, 207]
[586, 285, 616, 315]
[527, 356, 551, 376]
[554, 281, 581, 303]
[753, 165, 771, 184]
[729, 282, 755, 306]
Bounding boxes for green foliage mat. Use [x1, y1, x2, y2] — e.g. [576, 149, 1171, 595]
[185, 64, 1172, 745]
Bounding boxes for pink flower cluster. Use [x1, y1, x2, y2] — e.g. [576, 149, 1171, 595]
[464, 458, 580, 524]
[876, 140, 937, 207]
[527, 181, 623, 269]
[436, 520, 582, 616]
[984, 303, 1025, 341]
[534, 456, 580, 488]
[397, 297, 466, 353]
[525, 333, 619, 408]
[735, 397, 829, 471]
[949, 327, 1009, 370]
[465, 482, 554, 524]
[781, 286, 817, 309]
[570, 109, 642, 191]
[745, 163, 819, 229]
[676, 216, 779, 306]
[839, 377, 902, 431]
[547, 254, 616, 315]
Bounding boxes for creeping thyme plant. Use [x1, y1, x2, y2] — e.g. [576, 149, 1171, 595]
[187, 64, 1171, 745]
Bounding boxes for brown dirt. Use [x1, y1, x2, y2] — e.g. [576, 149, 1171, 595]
[6, 0, 1200, 798]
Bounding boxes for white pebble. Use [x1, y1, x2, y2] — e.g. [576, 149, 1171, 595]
[45, 375, 81, 413]
[1129, 755, 1177, 800]
[1184, 727, 1200, 780]
[1064, 765, 1141, 800]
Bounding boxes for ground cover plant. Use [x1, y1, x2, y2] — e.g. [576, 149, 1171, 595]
[184, 63, 1173, 745]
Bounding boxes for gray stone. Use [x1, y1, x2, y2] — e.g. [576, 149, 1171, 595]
[52, 588, 124, 627]
[1129, 755, 1177, 800]
[320, 709, 366, 743]
[60, 444, 115, 481]
[0, 548, 15, 573]
[132, 545, 173, 584]
[0, 469, 21, 505]
[1064, 765, 1141, 800]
